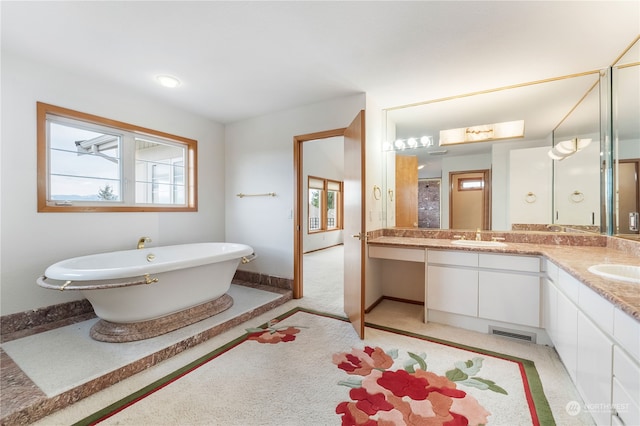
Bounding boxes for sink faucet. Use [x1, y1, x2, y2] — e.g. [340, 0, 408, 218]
[137, 237, 151, 249]
[475, 228, 482, 241]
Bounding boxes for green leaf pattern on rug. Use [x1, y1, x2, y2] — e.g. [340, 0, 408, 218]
[245, 318, 306, 344]
[334, 346, 504, 425]
[446, 357, 508, 395]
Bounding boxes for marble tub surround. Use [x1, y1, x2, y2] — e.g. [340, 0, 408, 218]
[0, 283, 292, 425]
[367, 229, 640, 321]
[1, 299, 95, 343]
[90, 294, 234, 342]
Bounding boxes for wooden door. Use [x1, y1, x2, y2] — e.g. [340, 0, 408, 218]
[343, 111, 365, 338]
[449, 170, 490, 230]
[617, 160, 639, 234]
[395, 155, 418, 227]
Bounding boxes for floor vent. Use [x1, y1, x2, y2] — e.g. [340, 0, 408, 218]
[489, 326, 536, 343]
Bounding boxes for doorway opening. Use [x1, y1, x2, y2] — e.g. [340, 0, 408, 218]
[293, 128, 346, 299]
[449, 170, 491, 229]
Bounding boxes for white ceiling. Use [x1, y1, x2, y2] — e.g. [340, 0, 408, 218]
[2, 1, 638, 125]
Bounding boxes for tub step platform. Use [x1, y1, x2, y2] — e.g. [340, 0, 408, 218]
[90, 294, 234, 342]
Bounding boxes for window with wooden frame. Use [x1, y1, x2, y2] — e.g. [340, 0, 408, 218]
[308, 176, 343, 233]
[37, 102, 197, 212]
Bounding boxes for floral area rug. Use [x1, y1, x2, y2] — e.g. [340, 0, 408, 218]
[74, 307, 554, 426]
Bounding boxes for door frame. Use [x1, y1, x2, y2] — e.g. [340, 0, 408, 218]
[293, 128, 347, 299]
[449, 169, 491, 230]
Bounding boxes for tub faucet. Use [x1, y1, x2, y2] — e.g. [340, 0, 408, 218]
[475, 228, 482, 241]
[137, 237, 151, 249]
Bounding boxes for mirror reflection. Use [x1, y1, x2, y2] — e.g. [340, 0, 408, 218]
[384, 72, 600, 231]
[613, 39, 640, 239]
[383, 36, 639, 236]
[552, 80, 601, 230]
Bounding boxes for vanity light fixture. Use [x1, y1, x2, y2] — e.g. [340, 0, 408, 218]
[439, 120, 525, 146]
[155, 74, 181, 88]
[547, 138, 592, 161]
[385, 135, 433, 151]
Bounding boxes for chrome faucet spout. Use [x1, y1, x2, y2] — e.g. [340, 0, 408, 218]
[137, 237, 151, 250]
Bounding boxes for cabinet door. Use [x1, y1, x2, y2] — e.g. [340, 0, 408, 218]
[478, 271, 541, 327]
[427, 265, 478, 317]
[612, 346, 640, 426]
[576, 311, 613, 426]
[542, 278, 558, 344]
[555, 289, 578, 382]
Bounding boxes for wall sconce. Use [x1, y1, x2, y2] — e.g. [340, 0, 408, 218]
[384, 136, 433, 151]
[439, 120, 525, 146]
[547, 138, 592, 161]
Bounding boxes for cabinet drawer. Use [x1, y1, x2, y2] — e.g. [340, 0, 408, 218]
[613, 345, 640, 405]
[558, 269, 580, 304]
[544, 260, 559, 283]
[369, 246, 425, 262]
[613, 376, 640, 426]
[479, 253, 540, 272]
[614, 308, 640, 361]
[579, 284, 614, 336]
[427, 250, 477, 267]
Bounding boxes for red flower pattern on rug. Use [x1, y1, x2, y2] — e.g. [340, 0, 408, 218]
[334, 346, 505, 425]
[246, 319, 302, 344]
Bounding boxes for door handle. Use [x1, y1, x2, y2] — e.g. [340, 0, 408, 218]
[351, 233, 367, 241]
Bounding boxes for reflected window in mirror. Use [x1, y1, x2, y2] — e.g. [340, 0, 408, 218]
[37, 102, 197, 212]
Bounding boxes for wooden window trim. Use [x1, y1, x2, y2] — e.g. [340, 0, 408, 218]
[37, 102, 198, 212]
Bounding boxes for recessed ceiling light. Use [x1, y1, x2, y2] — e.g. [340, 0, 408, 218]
[156, 74, 181, 88]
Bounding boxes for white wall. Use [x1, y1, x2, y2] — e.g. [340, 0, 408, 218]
[224, 94, 366, 280]
[492, 137, 550, 230]
[0, 53, 225, 315]
[364, 96, 385, 308]
[303, 136, 344, 252]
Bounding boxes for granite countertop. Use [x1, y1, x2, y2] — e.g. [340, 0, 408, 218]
[367, 235, 640, 322]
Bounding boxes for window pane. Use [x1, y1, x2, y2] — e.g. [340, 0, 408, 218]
[39, 102, 197, 212]
[309, 188, 322, 231]
[327, 189, 338, 229]
[135, 139, 186, 205]
[48, 121, 121, 201]
[50, 175, 120, 201]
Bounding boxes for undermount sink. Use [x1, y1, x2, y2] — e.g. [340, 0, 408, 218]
[588, 264, 640, 284]
[451, 239, 507, 248]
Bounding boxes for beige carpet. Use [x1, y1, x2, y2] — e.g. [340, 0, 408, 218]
[74, 307, 553, 426]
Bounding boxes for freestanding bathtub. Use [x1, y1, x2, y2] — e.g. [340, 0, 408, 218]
[37, 242, 256, 342]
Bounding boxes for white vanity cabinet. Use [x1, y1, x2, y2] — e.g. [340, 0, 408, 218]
[544, 267, 640, 426]
[553, 269, 580, 382]
[426, 250, 478, 316]
[426, 250, 542, 328]
[478, 253, 541, 327]
[612, 346, 640, 426]
[576, 310, 613, 426]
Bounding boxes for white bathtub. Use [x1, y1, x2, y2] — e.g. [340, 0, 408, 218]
[37, 243, 255, 324]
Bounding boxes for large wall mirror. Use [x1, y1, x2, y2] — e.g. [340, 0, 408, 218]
[383, 72, 601, 232]
[612, 39, 640, 239]
[383, 37, 639, 237]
